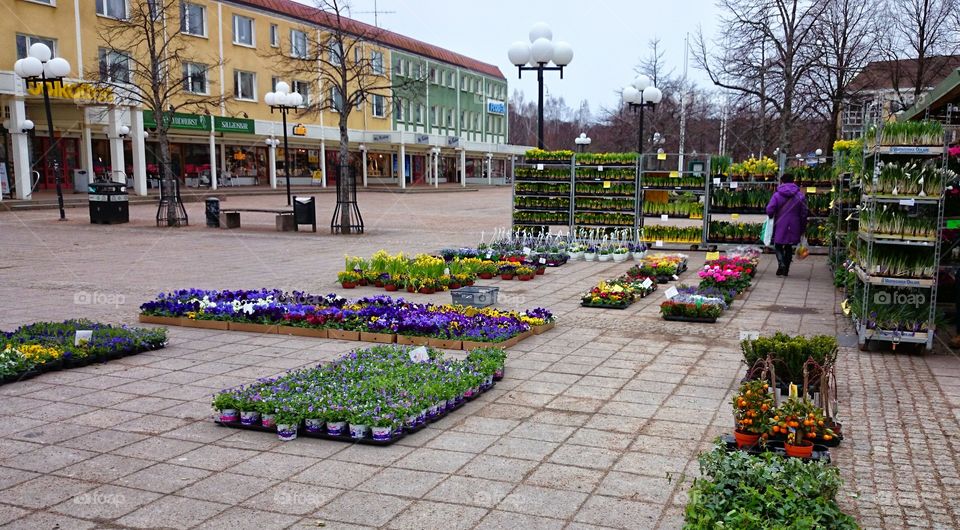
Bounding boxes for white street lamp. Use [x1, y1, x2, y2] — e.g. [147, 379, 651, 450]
[574, 132, 592, 152]
[622, 75, 664, 155]
[507, 23, 573, 149]
[265, 81, 304, 205]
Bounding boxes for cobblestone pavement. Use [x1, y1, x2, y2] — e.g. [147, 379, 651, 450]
[0, 188, 958, 529]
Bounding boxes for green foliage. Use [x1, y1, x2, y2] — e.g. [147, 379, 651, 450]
[684, 441, 859, 530]
[740, 333, 838, 385]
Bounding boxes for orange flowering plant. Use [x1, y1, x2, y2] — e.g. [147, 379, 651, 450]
[731, 379, 774, 436]
[773, 396, 836, 446]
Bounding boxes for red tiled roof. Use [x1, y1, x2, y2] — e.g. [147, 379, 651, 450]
[233, 0, 506, 79]
[848, 55, 960, 93]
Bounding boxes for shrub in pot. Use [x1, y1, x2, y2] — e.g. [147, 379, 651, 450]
[731, 379, 773, 448]
[773, 389, 835, 458]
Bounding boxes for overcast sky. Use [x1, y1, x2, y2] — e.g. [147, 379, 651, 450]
[293, 0, 721, 118]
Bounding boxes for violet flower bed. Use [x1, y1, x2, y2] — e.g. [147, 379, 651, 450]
[213, 345, 507, 444]
[140, 290, 553, 343]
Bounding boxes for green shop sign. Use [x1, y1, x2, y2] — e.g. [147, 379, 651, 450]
[143, 111, 254, 134]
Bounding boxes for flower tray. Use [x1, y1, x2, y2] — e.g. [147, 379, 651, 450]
[580, 302, 631, 310]
[138, 314, 182, 326]
[532, 322, 555, 335]
[720, 433, 831, 463]
[359, 331, 396, 344]
[180, 319, 230, 330]
[277, 326, 328, 338]
[662, 315, 719, 323]
[228, 322, 279, 334]
[214, 378, 498, 446]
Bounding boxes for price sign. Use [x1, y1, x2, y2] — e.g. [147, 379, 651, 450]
[729, 182, 739, 189]
[485, 253, 492, 259]
[806, 187, 817, 194]
[75, 330, 93, 346]
[705, 251, 720, 261]
[731, 213, 740, 220]
[664, 286, 679, 299]
[640, 278, 653, 289]
[899, 198, 916, 207]
[538, 257, 546, 264]
[603, 181, 611, 189]
[444, 268, 450, 275]
[672, 274, 679, 280]
[408, 346, 430, 363]
[713, 178, 721, 186]
[522, 247, 532, 255]
[669, 171, 680, 178]
[536, 163, 544, 171]
[947, 220, 960, 229]
[739, 330, 760, 341]
[660, 214, 669, 221]
[657, 152, 667, 161]
[655, 240, 664, 248]
[598, 165, 604, 172]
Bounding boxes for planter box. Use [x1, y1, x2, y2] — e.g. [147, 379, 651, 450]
[533, 322, 555, 335]
[517, 330, 533, 341]
[662, 315, 718, 323]
[360, 331, 396, 344]
[461, 340, 491, 351]
[138, 314, 181, 326]
[229, 322, 279, 334]
[278, 326, 328, 338]
[181, 319, 230, 330]
[397, 335, 430, 346]
[327, 329, 361, 341]
[426, 338, 463, 350]
[498, 336, 520, 349]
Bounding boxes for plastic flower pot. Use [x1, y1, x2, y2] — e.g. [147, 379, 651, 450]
[371, 426, 393, 441]
[219, 409, 239, 423]
[447, 398, 457, 410]
[584, 253, 597, 261]
[304, 418, 324, 434]
[341, 282, 357, 289]
[385, 284, 399, 292]
[277, 424, 298, 441]
[240, 411, 261, 426]
[612, 253, 628, 263]
[518, 275, 533, 281]
[404, 415, 418, 429]
[417, 410, 427, 425]
[785, 441, 814, 458]
[326, 421, 347, 436]
[500, 273, 514, 280]
[478, 273, 494, 279]
[598, 254, 611, 262]
[733, 429, 760, 449]
[536, 267, 546, 275]
[261, 414, 276, 429]
[349, 424, 370, 439]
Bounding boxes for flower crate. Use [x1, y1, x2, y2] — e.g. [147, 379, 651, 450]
[532, 322, 555, 335]
[426, 338, 462, 350]
[138, 314, 182, 326]
[359, 331, 396, 344]
[277, 326, 328, 338]
[327, 329, 360, 341]
[397, 335, 430, 346]
[180, 319, 230, 330]
[228, 322, 279, 334]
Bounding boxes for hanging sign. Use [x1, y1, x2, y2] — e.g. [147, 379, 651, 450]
[292, 123, 307, 136]
[214, 116, 254, 134]
[657, 152, 667, 161]
[143, 111, 210, 131]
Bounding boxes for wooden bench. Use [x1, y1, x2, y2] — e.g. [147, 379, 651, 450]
[219, 208, 311, 232]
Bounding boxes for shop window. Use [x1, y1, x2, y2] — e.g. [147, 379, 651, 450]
[181, 2, 206, 37]
[270, 24, 279, 47]
[96, 0, 126, 19]
[293, 80, 311, 106]
[183, 62, 208, 94]
[234, 70, 256, 101]
[372, 94, 385, 118]
[98, 48, 130, 83]
[290, 29, 308, 58]
[371, 51, 384, 75]
[15, 35, 55, 60]
[233, 14, 254, 46]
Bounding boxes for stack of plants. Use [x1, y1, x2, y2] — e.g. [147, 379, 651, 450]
[574, 211, 634, 227]
[868, 119, 943, 146]
[575, 152, 637, 165]
[515, 182, 570, 196]
[659, 293, 727, 323]
[524, 149, 574, 161]
[514, 196, 570, 211]
[1, 320, 167, 384]
[848, 285, 936, 333]
[786, 164, 834, 187]
[710, 155, 732, 176]
[574, 181, 635, 196]
[514, 165, 570, 181]
[338, 252, 484, 293]
[642, 193, 703, 218]
[140, 290, 554, 349]
[710, 188, 772, 213]
[807, 193, 831, 216]
[628, 253, 688, 282]
[859, 208, 937, 240]
[642, 225, 702, 244]
[514, 210, 570, 225]
[643, 174, 705, 189]
[212, 345, 507, 443]
[805, 220, 830, 246]
[862, 160, 952, 196]
[576, 196, 634, 212]
[728, 156, 778, 180]
[741, 334, 838, 392]
[852, 243, 936, 278]
[685, 440, 857, 528]
[708, 221, 763, 244]
[574, 166, 634, 180]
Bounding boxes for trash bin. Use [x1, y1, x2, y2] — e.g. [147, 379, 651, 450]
[88, 182, 129, 224]
[293, 196, 316, 232]
[72, 169, 89, 193]
[205, 197, 220, 228]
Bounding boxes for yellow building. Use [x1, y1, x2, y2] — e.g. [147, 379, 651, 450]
[1, 0, 521, 200]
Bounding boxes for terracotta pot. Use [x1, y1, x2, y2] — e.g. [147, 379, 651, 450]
[359, 331, 396, 344]
[465, 280, 476, 286]
[449, 283, 461, 290]
[374, 281, 384, 288]
[518, 275, 533, 281]
[500, 274, 514, 280]
[536, 268, 546, 275]
[341, 282, 357, 289]
[478, 273, 494, 279]
[326, 329, 360, 341]
[419, 287, 435, 294]
[784, 441, 814, 458]
[406, 286, 416, 293]
[734, 429, 760, 449]
[358, 279, 368, 286]
[384, 284, 399, 292]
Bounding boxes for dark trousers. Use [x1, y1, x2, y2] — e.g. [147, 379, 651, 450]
[775, 244, 794, 273]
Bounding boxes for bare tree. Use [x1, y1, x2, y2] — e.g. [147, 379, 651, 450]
[92, 0, 224, 226]
[695, 0, 826, 154]
[272, 0, 424, 234]
[880, 0, 958, 106]
[808, 0, 878, 152]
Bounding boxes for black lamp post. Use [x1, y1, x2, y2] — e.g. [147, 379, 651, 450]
[622, 75, 663, 157]
[15, 43, 71, 220]
[508, 23, 573, 150]
[265, 82, 303, 206]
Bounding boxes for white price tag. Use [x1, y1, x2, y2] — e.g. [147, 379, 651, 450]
[485, 253, 492, 259]
[538, 257, 546, 264]
[75, 330, 93, 346]
[536, 163, 544, 171]
[598, 165, 604, 172]
[522, 247, 532, 255]
[739, 330, 760, 341]
[409, 346, 430, 363]
[640, 278, 653, 289]
[672, 274, 679, 280]
[899, 198, 915, 206]
[661, 214, 669, 221]
[664, 286, 679, 299]
[713, 178, 721, 186]
[730, 182, 739, 189]
[655, 240, 664, 247]
[444, 268, 450, 275]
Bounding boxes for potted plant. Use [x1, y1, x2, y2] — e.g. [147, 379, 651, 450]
[274, 410, 301, 441]
[584, 245, 597, 261]
[477, 261, 497, 279]
[384, 277, 400, 292]
[338, 271, 362, 289]
[499, 262, 516, 280]
[731, 379, 773, 448]
[598, 247, 612, 262]
[612, 246, 630, 263]
[515, 266, 535, 281]
[774, 388, 834, 458]
[212, 391, 240, 423]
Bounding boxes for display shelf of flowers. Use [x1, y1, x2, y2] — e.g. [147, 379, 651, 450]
[659, 251, 758, 323]
[849, 119, 948, 350]
[1, 320, 167, 385]
[139, 290, 555, 349]
[642, 191, 703, 219]
[640, 225, 703, 245]
[513, 150, 575, 230]
[213, 345, 508, 443]
[707, 220, 763, 244]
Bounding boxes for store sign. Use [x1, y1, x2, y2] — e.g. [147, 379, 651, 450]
[215, 116, 254, 134]
[415, 134, 429, 144]
[292, 123, 307, 136]
[487, 100, 505, 115]
[447, 136, 460, 147]
[372, 133, 391, 143]
[27, 82, 114, 103]
[143, 111, 210, 131]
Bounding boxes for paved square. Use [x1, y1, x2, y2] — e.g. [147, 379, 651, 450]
[1, 188, 959, 528]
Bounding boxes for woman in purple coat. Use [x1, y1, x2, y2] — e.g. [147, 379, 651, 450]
[765, 174, 809, 277]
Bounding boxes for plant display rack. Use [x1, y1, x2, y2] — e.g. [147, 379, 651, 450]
[639, 152, 712, 248]
[573, 155, 639, 238]
[853, 137, 945, 351]
[512, 155, 573, 232]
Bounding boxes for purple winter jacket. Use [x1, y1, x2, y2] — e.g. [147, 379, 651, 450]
[765, 183, 809, 245]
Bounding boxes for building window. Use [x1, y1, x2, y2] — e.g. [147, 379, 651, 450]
[395, 98, 404, 121]
[183, 62, 207, 94]
[413, 62, 422, 79]
[270, 24, 279, 47]
[329, 41, 343, 66]
[446, 109, 453, 127]
[331, 86, 344, 112]
[233, 15, 254, 46]
[24, 0, 55, 5]
[371, 51, 384, 75]
[234, 70, 256, 100]
[96, 0, 126, 19]
[430, 67, 437, 84]
[290, 29, 308, 58]
[395, 58, 405, 77]
[372, 94, 385, 117]
[430, 106, 437, 125]
[460, 110, 466, 129]
[415, 104, 423, 124]
[181, 2, 205, 37]
[461, 76, 467, 91]
[98, 48, 130, 83]
[15, 35, 55, 60]
[293, 80, 310, 106]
